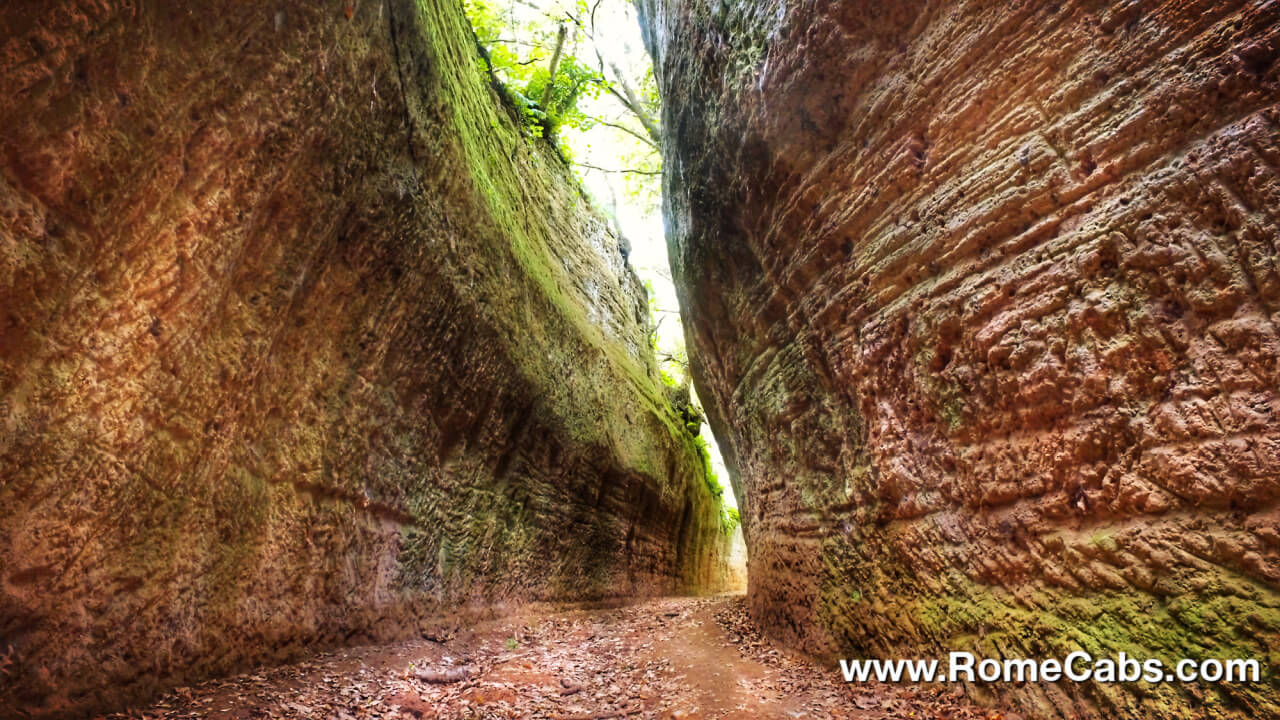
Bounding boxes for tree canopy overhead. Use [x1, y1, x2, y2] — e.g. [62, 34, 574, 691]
[465, 0, 661, 186]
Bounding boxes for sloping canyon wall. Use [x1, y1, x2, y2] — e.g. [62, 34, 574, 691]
[641, 1, 1280, 718]
[0, 0, 735, 715]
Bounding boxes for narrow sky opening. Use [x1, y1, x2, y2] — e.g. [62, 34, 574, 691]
[464, 0, 736, 508]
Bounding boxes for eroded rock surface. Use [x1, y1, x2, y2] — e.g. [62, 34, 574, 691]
[640, 1, 1280, 717]
[0, 0, 735, 716]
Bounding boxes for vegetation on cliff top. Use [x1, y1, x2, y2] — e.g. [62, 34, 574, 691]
[463, 0, 737, 518]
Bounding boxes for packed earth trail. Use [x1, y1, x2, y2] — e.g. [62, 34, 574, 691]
[105, 596, 996, 720]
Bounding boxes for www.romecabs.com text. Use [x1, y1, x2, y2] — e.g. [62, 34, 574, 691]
[841, 651, 1262, 684]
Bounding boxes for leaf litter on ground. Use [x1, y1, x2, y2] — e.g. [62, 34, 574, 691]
[105, 596, 997, 719]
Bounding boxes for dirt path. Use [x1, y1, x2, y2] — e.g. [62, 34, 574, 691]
[111, 596, 993, 720]
[643, 597, 809, 718]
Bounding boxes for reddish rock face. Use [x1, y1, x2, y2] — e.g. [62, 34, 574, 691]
[641, 1, 1280, 717]
[0, 0, 734, 715]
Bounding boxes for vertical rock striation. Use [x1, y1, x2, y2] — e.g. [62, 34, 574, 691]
[0, 0, 734, 715]
[641, 1, 1280, 717]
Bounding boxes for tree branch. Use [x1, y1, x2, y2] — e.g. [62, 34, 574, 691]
[540, 23, 568, 108]
[586, 115, 659, 148]
[573, 162, 661, 176]
[562, 10, 664, 149]
[590, 0, 603, 32]
[606, 59, 662, 145]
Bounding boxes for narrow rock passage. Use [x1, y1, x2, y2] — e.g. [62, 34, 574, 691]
[109, 597, 990, 720]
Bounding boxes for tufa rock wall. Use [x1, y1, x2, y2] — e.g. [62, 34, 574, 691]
[640, 0, 1280, 717]
[0, 0, 735, 715]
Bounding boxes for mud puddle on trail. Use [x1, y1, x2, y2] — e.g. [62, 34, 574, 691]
[110, 596, 993, 719]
